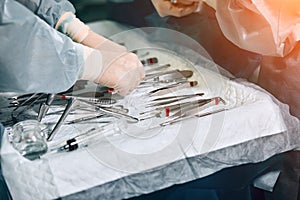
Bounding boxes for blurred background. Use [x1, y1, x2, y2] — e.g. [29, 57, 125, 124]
[69, 0, 156, 27]
[69, 0, 260, 81]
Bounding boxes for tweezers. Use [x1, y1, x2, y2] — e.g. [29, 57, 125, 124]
[147, 93, 204, 107]
[145, 64, 171, 74]
[148, 81, 198, 96]
[140, 97, 219, 117]
[144, 70, 193, 81]
[165, 97, 225, 120]
[161, 108, 227, 126]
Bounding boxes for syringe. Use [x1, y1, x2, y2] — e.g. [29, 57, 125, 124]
[49, 124, 113, 153]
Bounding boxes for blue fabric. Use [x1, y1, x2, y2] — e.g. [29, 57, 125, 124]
[0, 124, 12, 200]
[0, 0, 84, 93]
[15, 0, 75, 27]
[127, 151, 300, 200]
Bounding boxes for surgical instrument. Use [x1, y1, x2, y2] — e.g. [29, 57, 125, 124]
[9, 90, 107, 107]
[60, 95, 117, 107]
[47, 98, 77, 141]
[37, 94, 56, 122]
[141, 57, 158, 65]
[78, 99, 138, 123]
[12, 93, 40, 111]
[148, 81, 198, 96]
[65, 114, 108, 125]
[167, 97, 224, 120]
[12, 93, 47, 119]
[140, 97, 224, 120]
[49, 124, 113, 153]
[144, 69, 193, 81]
[160, 108, 227, 126]
[8, 93, 41, 101]
[86, 97, 117, 106]
[147, 93, 204, 107]
[96, 106, 138, 122]
[9, 95, 114, 117]
[145, 64, 171, 74]
[151, 93, 205, 101]
[48, 127, 97, 152]
[141, 70, 193, 85]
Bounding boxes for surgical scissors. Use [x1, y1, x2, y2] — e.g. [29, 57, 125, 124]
[78, 99, 138, 123]
[47, 98, 77, 141]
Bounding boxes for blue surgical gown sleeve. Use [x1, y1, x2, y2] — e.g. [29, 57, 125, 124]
[0, 0, 84, 93]
[14, 0, 75, 27]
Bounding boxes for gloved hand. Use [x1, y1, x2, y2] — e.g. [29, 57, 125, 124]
[151, 0, 199, 17]
[77, 38, 145, 96]
[82, 40, 145, 96]
[55, 12, 145, 96]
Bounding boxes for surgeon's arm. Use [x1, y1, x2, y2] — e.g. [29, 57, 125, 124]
[55, 13, 145, 96]
[14, 0, 105, 47]
[14, 0, 75, 27]
[0, 0, 83, 93]
[14, 0, 145, 96]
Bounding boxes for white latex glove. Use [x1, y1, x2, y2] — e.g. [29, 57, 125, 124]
[84, 40, 145, 96]
[56, 12, 145, 96]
